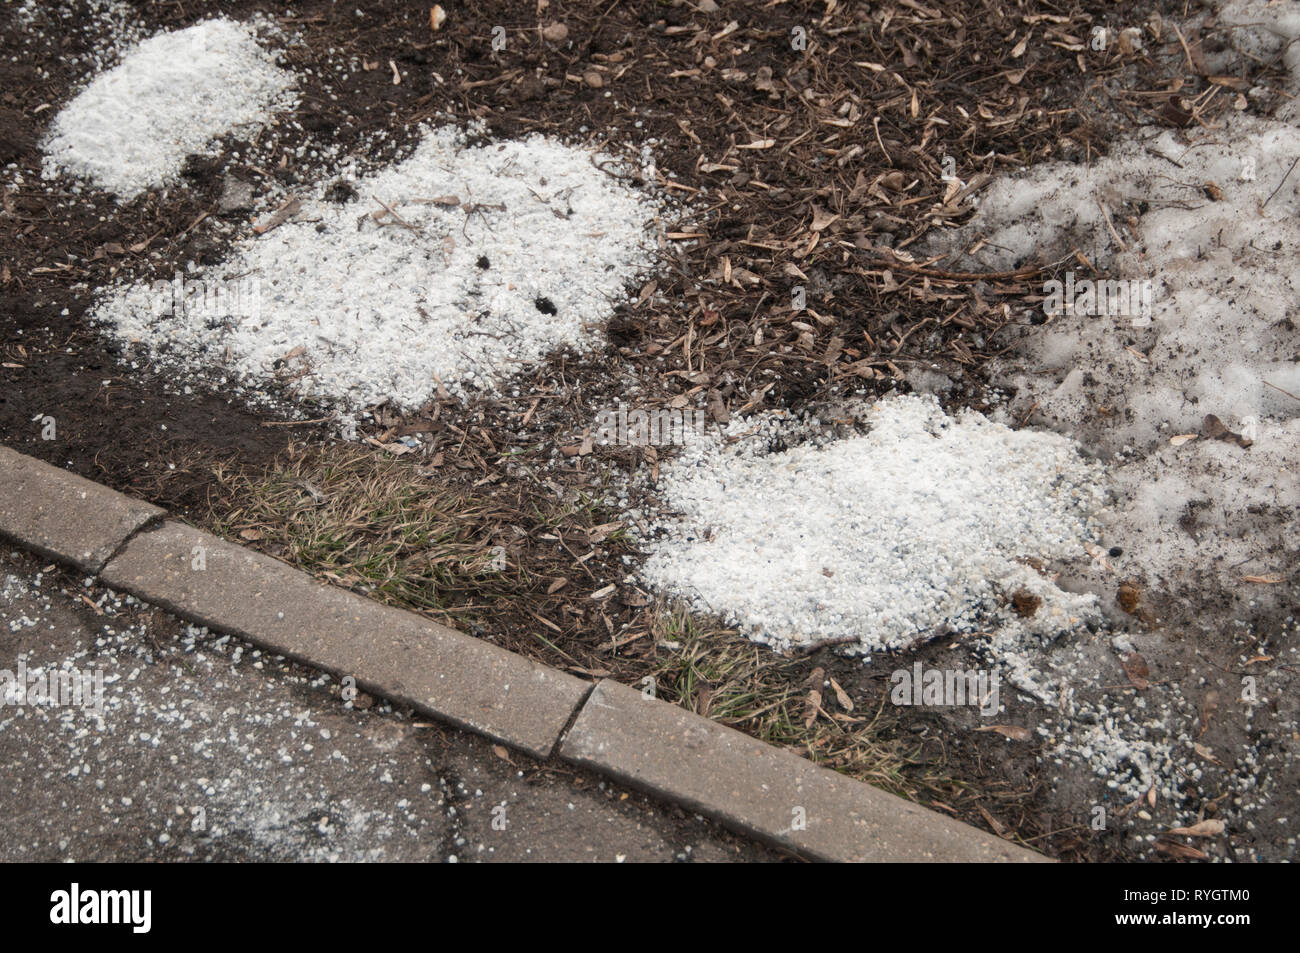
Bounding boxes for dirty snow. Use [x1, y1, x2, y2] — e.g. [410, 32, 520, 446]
[937, 111, 1300, 448]
[41, 18, 294, 199]
[95, 124, 662, 412]
[925, 75, 1300, 610]
[1211, 0, 1300, 117]
[921, 4, 1300, 823]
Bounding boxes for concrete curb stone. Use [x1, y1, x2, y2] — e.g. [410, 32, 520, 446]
[99, 520, 589, 759]
[0, 446, 164, 572]
[560, 679, 1051, 863]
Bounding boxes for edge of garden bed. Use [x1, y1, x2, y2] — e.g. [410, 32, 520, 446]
[0, 442, 1049, 863]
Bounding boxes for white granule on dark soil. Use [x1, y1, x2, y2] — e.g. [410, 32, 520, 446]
[94, 123, 664, 414]
[638, 394, 1106, 654]
[41, 18, 294, 199]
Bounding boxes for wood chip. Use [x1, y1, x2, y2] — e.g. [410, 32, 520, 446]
[976, 724, 1032, 741]
[1165, 818, 1225, 837]
[803, 667, 825, 729]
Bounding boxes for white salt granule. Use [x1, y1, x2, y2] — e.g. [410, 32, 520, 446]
[95, 124, 662, 411]
[639, 394, 1105, 653]
[42, 19, 294, 199]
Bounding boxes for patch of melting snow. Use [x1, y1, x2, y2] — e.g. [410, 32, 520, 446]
[804, 0, 1300, 823]
[41, 18, 294, 199]
[922, 2, 1300, 606]
[94, 123, 663, 412]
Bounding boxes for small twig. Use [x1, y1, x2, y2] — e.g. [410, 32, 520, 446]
[1262, 154, 1300, 208]
[253, 195, 301, 235]
[176, 206, 213, 241]
[1096, 196, 1127, 251]
[796, 634, 860, 654]
[260, 414, 336, 427]
[1263, 379, 1300, 402]
[866, 258, 1044, 281]
[1172, 23, 1199, 76]
[370, 195, 422, 233]
[872, 116, 892, 165]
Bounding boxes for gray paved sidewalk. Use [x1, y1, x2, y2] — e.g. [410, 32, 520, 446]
[0, 547, 779, 862]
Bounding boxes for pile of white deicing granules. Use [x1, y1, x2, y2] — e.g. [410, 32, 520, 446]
[638, 394, 1106, 653]
[42, 18, 294, 199]
[95, 124, 663, 411]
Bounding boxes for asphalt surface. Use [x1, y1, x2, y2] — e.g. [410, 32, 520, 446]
[0, 546, 779, 862]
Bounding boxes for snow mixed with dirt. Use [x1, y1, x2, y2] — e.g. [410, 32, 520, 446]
[1213, 0, 1300, 112]
[41, 18, 293, 199]
[910, 0, 1300, 830]
[95, 124, 663, 413]
[638, 394, 1106, 652]
[926, 33, 1300, 615]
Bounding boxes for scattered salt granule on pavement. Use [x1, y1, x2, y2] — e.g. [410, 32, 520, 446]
[42, 18, 294, 199]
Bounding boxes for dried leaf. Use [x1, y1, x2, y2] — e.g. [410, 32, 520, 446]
[829, 677, 854, 712]
[1123, 652, 1150, 691]
[1193, 742, 1219, 763]
[803, 667, 825, 729]
[1202, 413, 1251, 447]
[810, 206, 840, 231]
